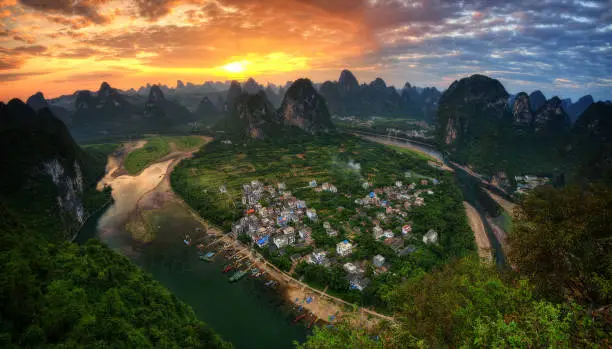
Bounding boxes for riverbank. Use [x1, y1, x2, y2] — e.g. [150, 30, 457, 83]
[483, 188, 516, 216]
[463, 201, 493, 262]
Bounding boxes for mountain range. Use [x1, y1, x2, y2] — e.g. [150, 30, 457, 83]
[319, 70, 441, 120]
[437, 74, 612, 186]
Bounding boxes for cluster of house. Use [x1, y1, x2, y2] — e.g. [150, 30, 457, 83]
[231, 177, 442, 293]
[231, 180, 315, 249]
[514, 175, 550, 195]
[385, 128, 433, 140]
[309, 179, 338, 193]
[355, 179, 436, 217]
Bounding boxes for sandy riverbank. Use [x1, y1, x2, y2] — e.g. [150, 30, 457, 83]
[483, 188, 516, 216]
[486, 216, 510, 257]
[463, 201, 493, 262]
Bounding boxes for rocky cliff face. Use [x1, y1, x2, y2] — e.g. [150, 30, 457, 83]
[533, 97, 571, 131]
[195, 96, 219, 121]
[225, 80, 243, 112]
[512, 92, 533, 125]
[437, 74, 509, 146]
[338, 69, 360, 96]
[529, 90, 547, 112]
[570, 102, 612, 182]
[566, 95, 594, 122]
[280, 78, 335, 134]
[0, 99, 100, 240]
[144, 85, 194, 123]
[243, 78, 263, 95]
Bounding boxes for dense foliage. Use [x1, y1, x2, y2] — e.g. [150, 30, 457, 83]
[509, 184, 612, 305]
[0, 223, 231, 349]
[298, 258, 608, 348]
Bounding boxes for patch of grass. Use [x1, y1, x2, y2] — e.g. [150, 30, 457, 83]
[124, 136, 205, 174]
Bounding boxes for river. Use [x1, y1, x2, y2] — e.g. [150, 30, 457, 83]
[77, 134, 509, 348]
[77, 142, 307, 349]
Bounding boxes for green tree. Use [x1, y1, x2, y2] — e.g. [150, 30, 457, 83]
[508, 184, 612, 305]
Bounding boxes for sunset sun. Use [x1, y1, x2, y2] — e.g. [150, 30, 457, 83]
[222, 61, 249, 74]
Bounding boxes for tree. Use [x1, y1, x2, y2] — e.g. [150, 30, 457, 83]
[508, 184, 612, 305]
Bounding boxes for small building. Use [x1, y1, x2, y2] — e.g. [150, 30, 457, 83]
[322, 182, 331, 191]
[395, 180, 403, 187]
[423, 229, 438, 244]
[277, 215, 288, 227]
[256, 235, 270, 248]
[277, 182, 286, 190]
[401, 224, 412, 236]
[283, 226, 295, 235]
[415, 197, 425, 206]
[349, 276, 370, 291]
[323, 221, 331, 230]
[298, 228, 311, 239]
[296, 200, 307, 209]
[373, 254, 385, 268]
[309, 180, 317, 187]
[336, 240, 353, 257]
[383, 230, 394, 239]
[306, 209, 317, 220]
[427, 190, 434, 195]
[362, 182, 370, 189]
[327, 230, 338, 237]
[219, 184, 227, 193]
[373, 226, 384, 239]
[420, 179, 428, 186]
[308, 251, 327, 265]
[343, 262, 358, 274]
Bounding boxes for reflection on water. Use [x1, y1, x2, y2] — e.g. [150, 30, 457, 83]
[78, 146, 308, 349]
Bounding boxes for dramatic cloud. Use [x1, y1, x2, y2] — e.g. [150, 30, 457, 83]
[0, 0, 611, 101]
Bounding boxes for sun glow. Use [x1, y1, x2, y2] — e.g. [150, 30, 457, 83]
[223, 61, 249, 74]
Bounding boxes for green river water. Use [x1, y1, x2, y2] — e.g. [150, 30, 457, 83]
[76, 150, 308, 349]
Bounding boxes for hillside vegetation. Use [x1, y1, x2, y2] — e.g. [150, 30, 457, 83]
[124, 135, 205, 174]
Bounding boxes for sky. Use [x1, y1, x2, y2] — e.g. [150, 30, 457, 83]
[1, 0, 611, 102]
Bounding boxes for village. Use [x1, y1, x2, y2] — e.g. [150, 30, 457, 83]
[229, 174, 442, 293]
[514, 175, 551, 195]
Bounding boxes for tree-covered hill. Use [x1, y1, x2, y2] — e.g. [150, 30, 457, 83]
[0, 102, 231, 348]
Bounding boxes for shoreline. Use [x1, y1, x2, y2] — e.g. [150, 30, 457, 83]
[463, 201, 493, 262]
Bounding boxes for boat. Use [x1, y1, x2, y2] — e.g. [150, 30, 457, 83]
[199, 252, 215, 262]
[229, 269, 248, 282]
[222, 265, 233, 273]
[293, 314, 307, 323]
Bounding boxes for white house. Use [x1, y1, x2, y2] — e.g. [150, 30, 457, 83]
[336, 240, 353, 257]
[343, 262, 358, 274]
[373, 226, 384, 239]
[373, 255, 385, 268]
[308, 251, 327, 265]
[306, 209, 317, 220]
[423, 229, 439, 244]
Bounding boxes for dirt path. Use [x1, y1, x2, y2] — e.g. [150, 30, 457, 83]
[463, 201, 493, 262]
[483, 188, 515, 216]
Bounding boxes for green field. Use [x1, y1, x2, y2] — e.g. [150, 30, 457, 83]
[124, 136, 205, 174]
[172, 135, 475, 309]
